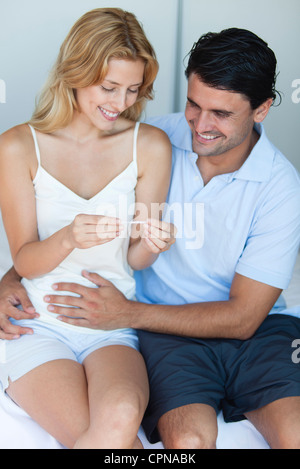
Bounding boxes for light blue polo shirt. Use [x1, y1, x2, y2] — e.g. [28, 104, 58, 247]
[135, 113, 300, 317]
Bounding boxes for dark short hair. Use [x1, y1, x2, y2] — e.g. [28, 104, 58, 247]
[185, 28, 281, 109]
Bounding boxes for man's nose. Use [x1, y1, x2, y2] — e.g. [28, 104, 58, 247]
[194, 111, 214, 134]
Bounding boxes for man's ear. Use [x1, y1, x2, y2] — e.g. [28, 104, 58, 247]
[253, 98, 273, 123]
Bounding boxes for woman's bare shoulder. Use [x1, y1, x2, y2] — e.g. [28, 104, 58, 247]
[136, 123, 172, 178]
[138, 122, 172, 161]
[0, 124, 33, 157]
[139, 122, 171, 146]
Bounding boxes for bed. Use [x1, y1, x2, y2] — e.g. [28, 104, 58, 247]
[0, 245, 299, 449]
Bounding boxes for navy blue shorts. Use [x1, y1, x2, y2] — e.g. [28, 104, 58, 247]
[138, 314, 300, 444]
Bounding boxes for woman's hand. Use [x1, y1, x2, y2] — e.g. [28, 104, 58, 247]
[141, 219, 177, 254]
[63, 214, 123, 250]
[128, 219, 177, 270]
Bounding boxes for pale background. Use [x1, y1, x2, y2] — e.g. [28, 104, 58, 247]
[0, 0, 299, 276]
[0, 0, 299, 170]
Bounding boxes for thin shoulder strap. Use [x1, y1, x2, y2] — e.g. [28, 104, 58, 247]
[133, 121, 140, 163]
[28, 124, 41, 165]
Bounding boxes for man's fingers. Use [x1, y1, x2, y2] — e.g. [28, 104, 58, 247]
[0, 319, 33, 339]
[0, 302, 36, 321]
[44, 294, 84, 309]
[81, 270, 113, 287]
[51, 281, 90, 295]
[0, 330, 20, 340]
[50, 273, 112, 296]
[47, 274, 112, 313]
[16, 292, 36, 315]
[46, 304, 84, 317]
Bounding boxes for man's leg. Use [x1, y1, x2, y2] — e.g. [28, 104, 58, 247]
[157, 403, 218, 449]
[223, 315, 300, 449]
[138, 330, 225, 446]
[245, 396, 300, 449]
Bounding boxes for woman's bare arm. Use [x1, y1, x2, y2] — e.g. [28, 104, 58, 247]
[0, 126, 121, 279]
[127, 123, 174, 270]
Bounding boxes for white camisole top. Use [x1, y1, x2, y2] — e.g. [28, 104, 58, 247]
[21, 123, 139, 333]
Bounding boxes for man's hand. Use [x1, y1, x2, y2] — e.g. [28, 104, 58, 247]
[44, 270, 133, 330]
[0, 268, 38, 339]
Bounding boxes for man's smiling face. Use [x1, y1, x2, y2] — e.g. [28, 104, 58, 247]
[185, 74, 258, 160]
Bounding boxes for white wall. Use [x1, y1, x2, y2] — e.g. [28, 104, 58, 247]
[0, 0, 299, 171]
[0, 0, 179, 129]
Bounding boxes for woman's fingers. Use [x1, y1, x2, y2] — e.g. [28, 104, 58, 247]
[142, 219, 177, 252]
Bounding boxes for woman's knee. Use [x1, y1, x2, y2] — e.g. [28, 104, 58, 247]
[102, 387, 147, 429]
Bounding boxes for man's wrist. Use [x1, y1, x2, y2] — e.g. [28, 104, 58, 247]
[1, 267, 22, 284]
[126, 298, 151, 330]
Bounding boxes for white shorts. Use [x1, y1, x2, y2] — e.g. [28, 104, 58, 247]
[0, 318, 139, 393]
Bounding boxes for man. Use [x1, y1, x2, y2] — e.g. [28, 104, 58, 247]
[0, 220, 38, 339]
[1, 28, 300, 449]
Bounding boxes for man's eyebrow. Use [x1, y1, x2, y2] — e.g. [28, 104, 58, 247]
[187, 97, 234, 116]
[187, 97, 200, 108]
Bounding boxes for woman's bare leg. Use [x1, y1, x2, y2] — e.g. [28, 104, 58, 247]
[7, 359, 90, 449]
[74, 345, 149, 449]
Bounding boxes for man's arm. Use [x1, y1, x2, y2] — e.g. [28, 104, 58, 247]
[44, 270, 282, 340]
[0, 267, 38, 339]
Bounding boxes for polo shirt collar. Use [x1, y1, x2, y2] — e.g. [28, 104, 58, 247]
[232, 124, 275, 183]
[172, 114, 275, 183]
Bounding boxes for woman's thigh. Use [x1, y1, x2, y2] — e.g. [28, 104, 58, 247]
[82, 345, 149, 446]
[7, 359, 89, 449]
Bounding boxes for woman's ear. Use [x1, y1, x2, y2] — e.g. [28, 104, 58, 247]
[253, 98, 273, 123]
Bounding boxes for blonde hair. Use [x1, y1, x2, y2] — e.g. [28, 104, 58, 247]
[29, 8, 159, 132]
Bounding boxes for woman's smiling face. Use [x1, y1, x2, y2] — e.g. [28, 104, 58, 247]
[75, 58, 145, 130]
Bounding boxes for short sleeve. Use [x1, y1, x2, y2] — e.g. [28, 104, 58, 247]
[236, 168, 300, 289]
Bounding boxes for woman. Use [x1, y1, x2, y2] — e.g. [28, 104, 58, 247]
[0, 8, 173, 449]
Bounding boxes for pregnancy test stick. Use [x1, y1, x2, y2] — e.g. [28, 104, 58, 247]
[127, 220, 148, 225]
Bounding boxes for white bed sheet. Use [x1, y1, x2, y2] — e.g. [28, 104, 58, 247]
[0, 391, 269, 449]
[0, 252, 299, 449]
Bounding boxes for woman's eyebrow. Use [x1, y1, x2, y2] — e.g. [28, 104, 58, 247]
[104, 79, 143, 87]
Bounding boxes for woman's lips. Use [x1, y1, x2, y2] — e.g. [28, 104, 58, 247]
[98, 106, 120, 121]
